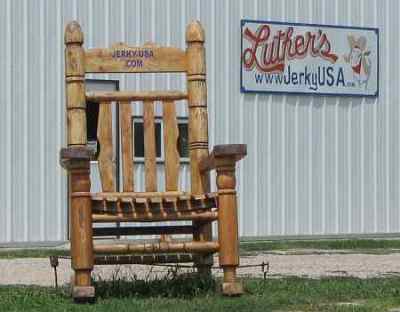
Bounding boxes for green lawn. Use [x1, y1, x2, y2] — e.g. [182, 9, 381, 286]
[2, 277, 400, 311]
[240, 238, 400, 254]
[2, 239, 400, 311]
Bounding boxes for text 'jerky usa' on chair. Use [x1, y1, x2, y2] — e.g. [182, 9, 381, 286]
[60, 20, 247, 302]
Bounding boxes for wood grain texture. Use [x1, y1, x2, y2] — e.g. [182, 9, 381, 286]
[92, 211, 218, 223]
[97, 102, 115, 192]
[85, 45, 187, 73]
[163, 101, 180, 191]
[199, 144, 247, 172]
[119, 101, 134, 192]
[186, 22, 213, 270]
[65, 21, 86, 146]
[86, 90, 187, 102]
[143, 100, 157, 192]
[93, 241, 219, 254]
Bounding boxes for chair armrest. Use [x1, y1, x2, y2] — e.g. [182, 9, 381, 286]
[59, 146, 94, 170]
[199, 144, 247, 172]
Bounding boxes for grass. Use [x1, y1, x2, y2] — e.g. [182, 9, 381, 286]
[3, 239, 400, 259]
[2, 239, 400, 310]
[240, 239, 400, 254]
[2, 276, 400, 311]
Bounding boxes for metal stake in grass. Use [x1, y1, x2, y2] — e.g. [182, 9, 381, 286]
[49, 256, 59, 289]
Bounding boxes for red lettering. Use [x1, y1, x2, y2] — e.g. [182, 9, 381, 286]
[242, 25, 338, 73]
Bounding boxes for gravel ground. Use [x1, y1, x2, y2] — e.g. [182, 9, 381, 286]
[1, 252, 400, 286]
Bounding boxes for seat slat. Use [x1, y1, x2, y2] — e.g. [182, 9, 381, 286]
[97, 102, 115, 191]
[143, 100, 157, 192]
[119, 101, 134, 192]
[163, 100, 180, 191]
[89, 192, 218, 215]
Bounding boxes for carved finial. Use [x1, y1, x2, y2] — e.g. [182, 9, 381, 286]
[186, 20, 205, 43]
[64, 21, 83, 45]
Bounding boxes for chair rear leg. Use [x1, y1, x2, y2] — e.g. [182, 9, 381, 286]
[70, 166, 95, 303]
[216, 158, 243, 296]
[193, 221, 213, 276]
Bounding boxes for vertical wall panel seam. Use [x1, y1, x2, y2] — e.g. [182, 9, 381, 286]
[135, 0, 140, 92]
[105, 0, 110, 83]
[23, 0, 29, 241]
[151, 0, 155, 91]
[119, 0, 125, 90]
[88, 0, 93, 47]
[396, 0, 400, 230]
[72, 0, 77, 19]
[294, 0, 299, 235]
[373, 0, 378, 233]
[56, 0, 63, 240]
[346, 0, 352, 234]
[166, 1, 170, 90]
[6, 0, 12, 241]
[307, 1, 312, 234]
[360, 0, 365, 233]
[180, 0, 185, 92]
[334, 0, 339, 234]
[225, 0, 230, 143]
[40, 0, 45, 240]
[321, 0, 326, 234]
[253, 0, 258, 236]
[348, 101, 352, 234]
[238, 0, 244, 235]
[281, 1, 286, 235]
[267, 0, 272, 236]
[385, 0, 390, 232]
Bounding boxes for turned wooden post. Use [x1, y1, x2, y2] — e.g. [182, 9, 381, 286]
[186, 21, 213, 274]
[64, 21, 94, 301]
[216, 156, 243, 296]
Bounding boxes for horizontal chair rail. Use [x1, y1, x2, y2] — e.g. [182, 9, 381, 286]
[92, 225, 194, 236]
[85, 46, 187, 73]
[86, 91, 187, 102]
[92, 211, 218, 223]
[93, 241, 219, 255]
[72, 191, 185, 198]
[94, 254, 195, 265]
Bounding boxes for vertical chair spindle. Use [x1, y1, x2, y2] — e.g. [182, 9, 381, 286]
[119, 101, 134, 192]
[143, 100, 157, 192]
[97, 102, 116, 192]
[163, 100, 180, 191]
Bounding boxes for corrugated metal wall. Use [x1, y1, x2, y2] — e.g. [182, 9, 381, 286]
[0, 0, 399, 245]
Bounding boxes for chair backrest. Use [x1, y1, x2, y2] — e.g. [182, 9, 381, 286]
[64, 21, 210, 195]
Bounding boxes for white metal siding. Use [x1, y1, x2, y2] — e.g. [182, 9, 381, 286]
[0, 0, 399, 244]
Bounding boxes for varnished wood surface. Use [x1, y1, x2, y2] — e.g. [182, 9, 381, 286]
[143, 100, 157, 192]
[119, 101, 134, 192]
[97, 102, 115, 192]
[163, 101, 180, 191]
[199, 144, 247, 172]
[85, 45, 187, 73]
[86, 90, 187, 102]
[93, 241, 219, 254]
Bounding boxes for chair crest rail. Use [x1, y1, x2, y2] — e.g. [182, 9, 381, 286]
[85, 46, 187, 73]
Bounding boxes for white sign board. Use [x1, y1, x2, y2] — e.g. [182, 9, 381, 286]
[241, 20, 379, 97]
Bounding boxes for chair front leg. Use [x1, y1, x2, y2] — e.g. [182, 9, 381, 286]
[216, 157, 243, 296]
[69, 161, 95, 302]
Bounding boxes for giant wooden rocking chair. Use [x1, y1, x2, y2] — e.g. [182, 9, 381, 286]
[60, 20, 246, 302]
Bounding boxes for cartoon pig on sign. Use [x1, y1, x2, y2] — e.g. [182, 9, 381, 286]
[344, 35, 371, 89]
